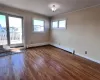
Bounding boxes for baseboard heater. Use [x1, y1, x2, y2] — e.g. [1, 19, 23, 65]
[49, 44, 74, 54]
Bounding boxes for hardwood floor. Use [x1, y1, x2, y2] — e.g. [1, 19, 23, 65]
[0, 45, 100, 80]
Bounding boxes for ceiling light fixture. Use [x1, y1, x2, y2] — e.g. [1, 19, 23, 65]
[49, 3, 60, 12]
[51, 5, 57, 12]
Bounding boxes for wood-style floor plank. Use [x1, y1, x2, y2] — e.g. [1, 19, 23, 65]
[0, 45, 100, 80]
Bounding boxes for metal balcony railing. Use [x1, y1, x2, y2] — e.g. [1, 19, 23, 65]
[0, 32, 22, 45]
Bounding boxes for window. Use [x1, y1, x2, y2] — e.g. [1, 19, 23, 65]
[59, 20, 66, 28]
[0, 13, 23, 46]
[52, 21, 58, 28]
[52, 20, 66, 29]
[33, 19, 44, 32]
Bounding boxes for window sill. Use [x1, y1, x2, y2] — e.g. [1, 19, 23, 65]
[33, 31, 45, 33]
[52, 27, 66, 30]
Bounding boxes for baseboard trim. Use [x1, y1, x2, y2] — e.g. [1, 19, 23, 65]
[75, 53, 100, 64]
[26, 42, 100, 64]
[50, 43, 74, 54]
[50, 43, 100, 64]
[26, 42, 49, 48]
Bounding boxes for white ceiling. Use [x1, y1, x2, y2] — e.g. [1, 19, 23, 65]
[0, 0, 100, 16]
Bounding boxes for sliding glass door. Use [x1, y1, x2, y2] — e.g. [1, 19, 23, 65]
[0, 13, 23, 47]
[8, 16, 23, 46]
[0, 14, 8, 45]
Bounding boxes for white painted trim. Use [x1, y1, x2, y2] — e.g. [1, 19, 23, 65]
[26, 42, 49, 48]
[50, 43, 73, 53]
[50, 43, 100, 64]
[26, 42, 100, 64]
[75, 53, 100, 64]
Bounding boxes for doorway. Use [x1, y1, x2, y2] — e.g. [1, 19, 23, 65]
[0, 13, 23, 47]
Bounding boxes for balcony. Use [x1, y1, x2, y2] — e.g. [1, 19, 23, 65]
[0, 32, 22, 45]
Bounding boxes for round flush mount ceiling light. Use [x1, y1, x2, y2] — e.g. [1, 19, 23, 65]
[48, 3, 60, 12]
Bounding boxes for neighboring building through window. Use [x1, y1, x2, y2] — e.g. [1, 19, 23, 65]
[33, 19, 44, 32]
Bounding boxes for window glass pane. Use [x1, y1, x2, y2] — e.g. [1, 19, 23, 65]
[59, 20, 66, 28]
[34, 20, 44, 26]
[0, 14, 7, 45]
[33, 19, 44, 32]
[9, 16, 23, 44]
[52, 21, 58, 28]
[34, 26, 44, 32]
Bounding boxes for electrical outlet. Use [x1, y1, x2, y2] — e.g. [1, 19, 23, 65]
[85, 51, 87, 54]
[73, 50, 75, 54]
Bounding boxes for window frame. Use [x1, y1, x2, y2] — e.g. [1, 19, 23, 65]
[0, 12, 24, 47]
[52, 19, 66, 29]
[33, 19, 45, 32]
[58, 20, 66, 29]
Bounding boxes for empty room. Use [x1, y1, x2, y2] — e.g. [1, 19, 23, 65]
[0, 0, 100, 80]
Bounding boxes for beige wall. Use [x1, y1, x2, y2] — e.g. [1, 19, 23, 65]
[51, 6, 100, 61]
[0, 5, 50, 47]
[1, 4, 100, 62]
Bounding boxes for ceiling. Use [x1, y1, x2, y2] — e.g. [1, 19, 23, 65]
[0, 0, 100, 16]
